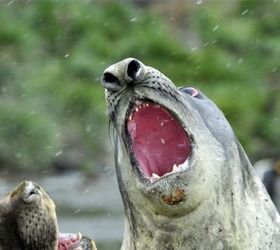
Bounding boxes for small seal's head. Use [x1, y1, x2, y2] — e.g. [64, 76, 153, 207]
[102, 58, 236, 217]
[8, 181, 58, 249]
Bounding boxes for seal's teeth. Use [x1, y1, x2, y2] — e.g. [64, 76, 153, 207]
[77, 232, 82, 240]
[179, 159, 189, 170]
[129, 115, 132, 121]
[152, 173, 160, 179]
[135, 107, 139, 112]
[172, 164, 180, 172]
[150, 173, 161, 183]
[146, 103, 149, 107]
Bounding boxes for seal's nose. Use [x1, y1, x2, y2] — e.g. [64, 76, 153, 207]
[101, 58, 145, 91]
[126, 59, 142, 80]
[102, 71, 122, 92]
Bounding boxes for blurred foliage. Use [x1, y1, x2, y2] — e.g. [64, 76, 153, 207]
[190, 0, 280, 159]
[0, 0, 279, 171]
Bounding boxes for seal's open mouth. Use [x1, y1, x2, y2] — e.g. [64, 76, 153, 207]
[127, 101, 191, 182]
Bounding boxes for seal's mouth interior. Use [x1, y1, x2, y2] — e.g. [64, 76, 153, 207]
[58, 233, 82, 250]
[127, 101, 191, 182]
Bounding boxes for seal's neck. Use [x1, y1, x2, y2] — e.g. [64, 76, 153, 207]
[119, 144, 280, 250]
[121, 194, 239, 250]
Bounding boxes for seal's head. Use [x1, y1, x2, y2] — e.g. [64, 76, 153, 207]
[102, 59, 280, 249]
[6, 181, 58, 249]
[101, 58, 235, 217]
[0, 181, 97, 250]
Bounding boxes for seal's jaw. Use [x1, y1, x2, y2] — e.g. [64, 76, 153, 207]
[126, 100, 192, 182]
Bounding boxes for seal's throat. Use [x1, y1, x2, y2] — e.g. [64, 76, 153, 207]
[126, 101, 191, 181]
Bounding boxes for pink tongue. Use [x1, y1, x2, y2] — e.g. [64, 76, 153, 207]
[58, 233, 81, 250]
[127, 103, 191, 178]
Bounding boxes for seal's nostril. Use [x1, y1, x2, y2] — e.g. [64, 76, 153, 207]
[127, 60, 140, 80]
[101, 72, 122, 91]
[103, 73, 120, 84]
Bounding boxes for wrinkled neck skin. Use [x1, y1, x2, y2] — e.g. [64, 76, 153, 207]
[102, 58, 280, 250]
[116, 139, 280, 250]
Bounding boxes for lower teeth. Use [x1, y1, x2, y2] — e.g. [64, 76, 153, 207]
[149, 159, 190, 182]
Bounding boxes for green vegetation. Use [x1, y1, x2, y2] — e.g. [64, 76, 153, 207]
[0, 0, 279, 171]
[192, 0, 280, 158]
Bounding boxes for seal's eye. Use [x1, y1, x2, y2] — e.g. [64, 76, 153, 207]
[179, 87, 203, 99]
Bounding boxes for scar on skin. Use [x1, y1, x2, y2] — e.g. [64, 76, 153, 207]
[161, 188, 185, 205]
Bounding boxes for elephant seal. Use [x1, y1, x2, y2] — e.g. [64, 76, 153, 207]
[101, 58, 280, 250]
[0, 181, 58, 250]
[0, 181, 97, 250]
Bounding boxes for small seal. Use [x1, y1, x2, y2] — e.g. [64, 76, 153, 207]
[101, 58, 280, 250]
[0, 181, 97, 250]
[0, 181, 58, 250]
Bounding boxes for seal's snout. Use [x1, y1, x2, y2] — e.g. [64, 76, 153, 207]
[23, 181, 39, 203]
[101, 58, 145, 91]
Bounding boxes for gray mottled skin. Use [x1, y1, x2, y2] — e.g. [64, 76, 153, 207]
[101, 58, 280, 250]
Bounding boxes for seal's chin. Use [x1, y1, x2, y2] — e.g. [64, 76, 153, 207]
[127, 101, 191, 182]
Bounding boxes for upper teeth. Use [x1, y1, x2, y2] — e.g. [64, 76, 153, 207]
[172, 164, 180, 172]
[133, 103, 149, 113]
[129, 103, 148, 119]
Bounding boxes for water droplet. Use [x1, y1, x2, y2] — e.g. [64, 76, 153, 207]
[212, 25, 220, 32]
[130, 18, 137, 22]
[73, 209, 81, 214]
[64, 53, 69, 58]
[241, 9, 249, 15]
[83, 188, 90, 194]
[1, 87, 7, 93]
[196, 0, 203, 5]
[55, 150, 63, 157]
[86, 125, 91, 133]
[15, 152, 22, 158]
[7, 0, 14, 6]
